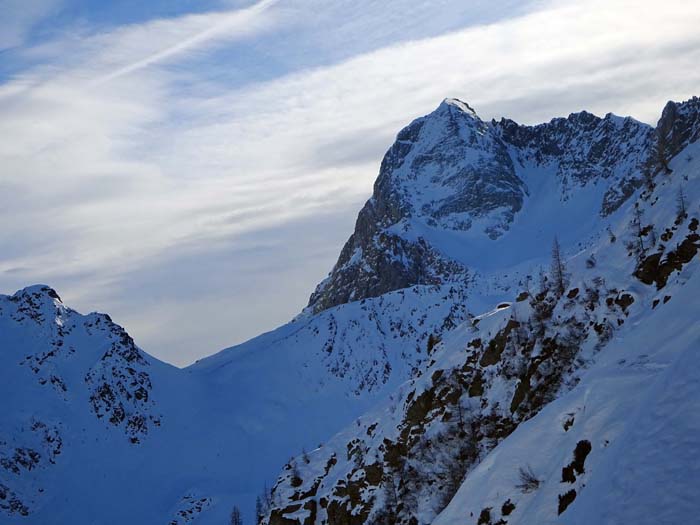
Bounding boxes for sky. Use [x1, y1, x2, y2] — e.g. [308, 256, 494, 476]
[1, 0, 699, 366]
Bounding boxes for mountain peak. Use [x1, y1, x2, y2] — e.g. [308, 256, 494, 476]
[306, 97, 524, 312]
[438, 97, 478, 117]
[16, 284, 63, 303]
[7, 284, 65, 325]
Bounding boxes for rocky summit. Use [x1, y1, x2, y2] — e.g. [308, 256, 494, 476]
[307, 98, 660, 314]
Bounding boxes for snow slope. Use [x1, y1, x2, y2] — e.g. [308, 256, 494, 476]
[434, 141, 700, 525]
[0, 282, 474, 524]
[435, 267, 700, 525]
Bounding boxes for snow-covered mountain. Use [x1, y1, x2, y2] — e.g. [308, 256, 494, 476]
[0, 282, 474, 523]
[2, 96, 699, 525]
[263, 97, 700, 525]
[307, 98, 656, 313]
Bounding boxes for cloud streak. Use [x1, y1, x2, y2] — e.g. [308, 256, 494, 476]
[0, 0, 60, 51]
[1, 0, 699, 365]
[90, 0, 281, 85]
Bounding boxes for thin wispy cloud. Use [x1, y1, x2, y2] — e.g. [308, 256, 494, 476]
[1, 0, 699, 365]
[90, 0, 281, 85]
[0, 0, 60, 50]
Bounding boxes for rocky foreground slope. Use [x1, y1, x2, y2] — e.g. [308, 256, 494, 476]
[2, 96, 699, 525]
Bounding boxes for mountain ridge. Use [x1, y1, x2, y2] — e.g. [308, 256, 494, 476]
[306, 97, 664, 314]
[2, 96, 700, 524]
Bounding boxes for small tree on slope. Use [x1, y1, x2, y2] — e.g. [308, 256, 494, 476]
[230, 506, 242, 525]
[255, 497, 262, 525]
[629, 205, 647, 261]
[551, 237, 568, 297]
[677, 184, 688, 220]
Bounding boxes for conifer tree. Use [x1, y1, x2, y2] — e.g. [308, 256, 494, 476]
[677, 184, 687, 219]
[230, 506, 242, 525]
[255, 497, 263, 525]
[632, 205, 646, 259]
[550, 237, 567, 297]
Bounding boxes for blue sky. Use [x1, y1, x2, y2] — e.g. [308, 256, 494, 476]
[1, 0, 699, 366]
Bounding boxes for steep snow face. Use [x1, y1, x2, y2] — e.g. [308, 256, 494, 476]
[495, 110, 654, 214]
[263, 116, 700, 525]
[308, 99, 656, 314]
